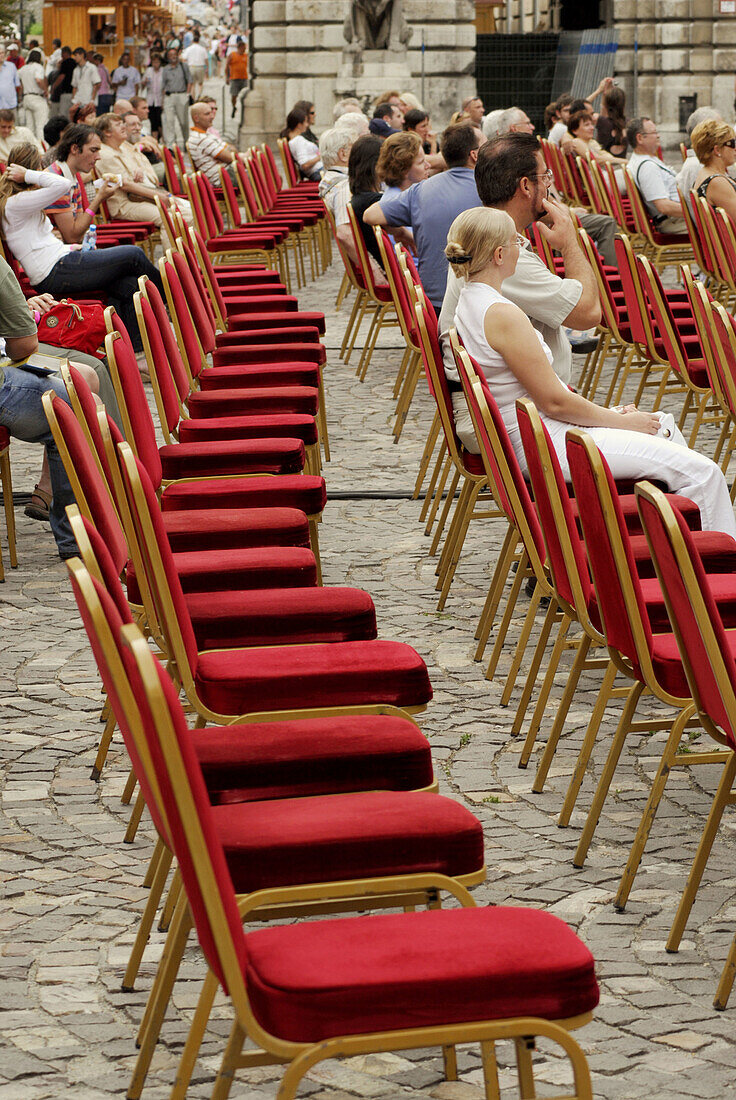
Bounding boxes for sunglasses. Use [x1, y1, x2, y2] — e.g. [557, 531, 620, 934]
[722, 139, 736, 148]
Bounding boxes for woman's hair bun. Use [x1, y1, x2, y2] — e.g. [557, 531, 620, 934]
[445, 240, 473, 265]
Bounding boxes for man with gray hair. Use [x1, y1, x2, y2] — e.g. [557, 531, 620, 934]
[675, 106, 734, 195]
[333, 97, 362, 120]
[334, 111, 370, 140]
[318, 126, 356, 261]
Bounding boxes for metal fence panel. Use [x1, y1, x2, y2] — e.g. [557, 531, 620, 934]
[476, 32, 561, 133]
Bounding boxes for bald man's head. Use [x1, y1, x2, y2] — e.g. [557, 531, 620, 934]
[113, 99, 133, 116]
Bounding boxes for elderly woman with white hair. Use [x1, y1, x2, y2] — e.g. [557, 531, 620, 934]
[318, 125, 357, 262]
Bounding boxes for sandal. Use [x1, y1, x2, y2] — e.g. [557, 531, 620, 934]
[24, 484, 51, 522]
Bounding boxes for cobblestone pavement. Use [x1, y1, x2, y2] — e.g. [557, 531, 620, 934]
[3, 253, 736, 1100]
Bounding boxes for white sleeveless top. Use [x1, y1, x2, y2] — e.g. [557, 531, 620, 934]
[454, 281, 555, 414]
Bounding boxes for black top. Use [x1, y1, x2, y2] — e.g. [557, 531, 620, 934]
[595, 116, 628, 158]
[51, 58, 76, 101]
[351, 191, 384, 268]
[695, 173, 736, 202]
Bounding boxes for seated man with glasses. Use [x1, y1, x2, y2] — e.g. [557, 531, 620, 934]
[439, 132, 601, 386]
[627, 117, 687, 234]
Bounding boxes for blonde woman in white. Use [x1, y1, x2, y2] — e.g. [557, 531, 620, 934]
[445, 206, 736, 536]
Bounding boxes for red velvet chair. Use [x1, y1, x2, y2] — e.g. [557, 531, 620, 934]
[134, 282, 322, 475]
[116, 615, 599, 1100]
[118, 439, 434, 723]
[565, 428, 736, 904]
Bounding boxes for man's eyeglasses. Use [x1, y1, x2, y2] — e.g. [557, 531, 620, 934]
[535, 169, 554, 184]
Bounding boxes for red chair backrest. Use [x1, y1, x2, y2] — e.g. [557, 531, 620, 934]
[48, 393, 129, 569]
[67, 560, 173, 849]
[566, 430, 654, 680]
[636, 486, 736, 747]
[235, 157, 261, 220]
[163, 146, 183, 196]
[118, 449, 200, 673]
[262, 143, 283, 191]
[614, 236, 652, 350]
[106, 311, 164, 490]
[142, 279, 193, 404]
[136, 291, 185, 435]
[125, 629, 249, 990]
[516, 399, 593, 615]
[199, 174, 226, 236]
[162, 256, 214, 371]
[172, 247, 218, 337]
[219, 163, 244, 229]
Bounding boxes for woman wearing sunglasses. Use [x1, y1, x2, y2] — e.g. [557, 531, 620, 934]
[691, 118, 736, 223]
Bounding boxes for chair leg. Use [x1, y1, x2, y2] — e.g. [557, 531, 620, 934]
[169, 969, 219, 1100]
[485, 559, 527, 681]
[474, 529, 518, 656]
[514, 1036, 537, 1099]
[158, 867, 182, 932]
[424, 453, 453, 538]
[90, 710, 117, 781]
[122, 766, 137, 805]
[614, 703, 696, 911]
[479, 1039, 502, 1100]
[517, 614, 573, 758]
[317, 375, 331, 463]
[573, 680, 646, 868]
[415, 412, 441, 503]
[211, 1019, 246, 1100]
[667, 752, 736, 953]
[0, 448, 17, 568]
[528, 632, 592, 786]
[124, 787, 146, 844]
[122, 845, 174, 992]
[308, 518, 323, 585]
[432, 467, 462, 562]
[715, 926, 736, 1010]
[558, 659, 618, 827]
[499, 587, 544, 706]
[509, 601, 562, 728]
[127, 897, 192, 1100]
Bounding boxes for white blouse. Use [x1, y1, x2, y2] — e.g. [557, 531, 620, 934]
[2, 169, 72, 285]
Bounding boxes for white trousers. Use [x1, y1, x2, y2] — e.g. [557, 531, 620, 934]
[453, 391, 736, 538]
[21, 95, 48, 140]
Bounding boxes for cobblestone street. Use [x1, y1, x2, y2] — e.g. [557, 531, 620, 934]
[3, 254, 736, 1099]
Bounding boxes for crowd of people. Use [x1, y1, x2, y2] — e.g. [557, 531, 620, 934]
[303, 82, 736, 543]
[0, 25, 248, 146]
[3, 63, 736, 562]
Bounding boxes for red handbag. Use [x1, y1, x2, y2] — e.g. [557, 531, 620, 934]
[37, 299, 107, 358]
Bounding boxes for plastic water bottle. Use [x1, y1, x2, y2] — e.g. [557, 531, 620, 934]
[81, 224, 97, 252]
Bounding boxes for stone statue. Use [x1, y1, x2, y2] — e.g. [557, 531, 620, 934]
[344, 0, 412, 51]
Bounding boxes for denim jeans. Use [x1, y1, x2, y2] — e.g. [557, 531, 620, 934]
[35, 246, 165, 352]
[0, 368, 76, 557]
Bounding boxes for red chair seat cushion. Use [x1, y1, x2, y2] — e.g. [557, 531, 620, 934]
[570, 491, 701, 536]
[186, 585, 377, 649]
[158, 437, 305, 480]
[630, 528, 736, 579]
[212, 337, 325, 362]
[462, 451, 484, 475]
[161, 474, 326, 516]
[0, 426, 9, 449]
[198, 363, 320, 390]
[161, 507, 311, 553]
[207, 233, 284, 250]
[226, 310, 326, 335]
[650, 230, 690, 246]
[216, 789, 482, 894]
[125, 545, 317, 604]
[186, 387, 319, 419]
[245, 905, 599, 1042]
[639, 572, 736, 632]
[192, 713, 433, 803]
[194, 639, 432, 714]
[178, 413, 319, 448]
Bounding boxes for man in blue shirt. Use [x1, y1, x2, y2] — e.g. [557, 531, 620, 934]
[364, 124, 484, 311]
